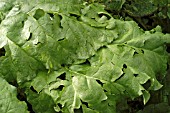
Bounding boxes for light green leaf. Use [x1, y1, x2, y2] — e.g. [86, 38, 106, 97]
[59, 85, 81, 113]
[0, 0, 170, 113]
[72, 76, 107, 104]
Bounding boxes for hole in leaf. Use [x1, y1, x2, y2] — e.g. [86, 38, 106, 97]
[96, 80, 103, 86]
[57, 73, 66, 80]
[70, 13, 80, 19]
[81, 59, 91, 65]
[114, 73, 125, 82]
[21, 20, 25, 27]
[35, 42, 41, 45]
[33, 9, 45, 20]
[27, 33, 32, 41]
[0, 47, 6, 57]
[61, 64, 65, 67]
[58, 38, 65, 41]
[30, 86, 38, 93]
[141, 49, 144, 54]
[98, 13, 111, 20]
[134, 51, 138, 55]
[82, 101, 89, 108]
[48, 13, 54, 19]
[104, 89, 107, 92]
[123, 64, 127, 69]
[134, 74, 138, 77]
[58, 15, 63, 28]
[97, 45, 107, 51]
[57, 85, 64, 91]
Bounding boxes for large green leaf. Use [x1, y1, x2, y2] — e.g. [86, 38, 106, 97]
[0, 0, 170, 113]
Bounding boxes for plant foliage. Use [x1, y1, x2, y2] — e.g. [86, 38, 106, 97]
[0, 0, 170, 113]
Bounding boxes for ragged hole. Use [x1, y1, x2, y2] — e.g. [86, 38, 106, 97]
[134, 51, 138, 55]
[48, 13, 54, 19]
[98, 13, 111, 20]
[81, 59, 91, 66]
[123, 64, 127, 69]
[27, 33, 32, 41]
[58, 38, 65, 41]
[141, 49, 144, 54]
[57, 85, 64, 91]
[57, 72, 66, 80]
[134, 74, 138, 77]
[58, 15, 63, 28]
[81, 101, 89, 108]
[70, 13, 80, 18]
[70, 13, 80, 20]
[96, 80, 104, 86]
[114, 73, 125, 82]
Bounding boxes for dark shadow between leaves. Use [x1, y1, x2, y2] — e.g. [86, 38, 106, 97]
[142, 80, 151, 90]
[74, 107, 83, 113]
[30, 86, 38, 93]
[0, 47, 6, 57]
[9, 81, 35, 113]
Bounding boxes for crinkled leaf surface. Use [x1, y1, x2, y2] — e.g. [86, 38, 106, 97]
[0, 0, 170, 113]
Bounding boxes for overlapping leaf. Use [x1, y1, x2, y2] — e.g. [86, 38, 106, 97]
[0, 0, 170, 113]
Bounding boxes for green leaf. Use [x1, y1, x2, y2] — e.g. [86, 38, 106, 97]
[26, 90, 56, 113]
[0, 0, 170, 113]
[72, 76, 107, 104]
[59, 85, 81, 113]
[0, 77, 28, 113]
[125, 0, 158, 17]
